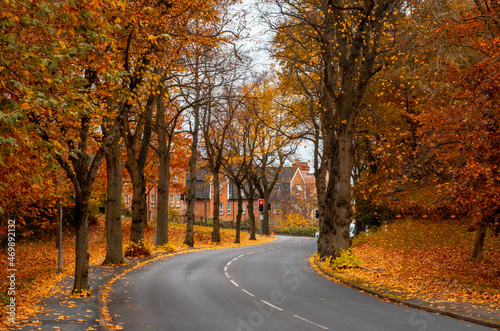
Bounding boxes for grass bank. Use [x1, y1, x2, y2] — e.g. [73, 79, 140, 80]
[314, 218, 500, 312]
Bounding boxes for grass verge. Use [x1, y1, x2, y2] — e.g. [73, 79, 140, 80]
[313, 218, 500, 313]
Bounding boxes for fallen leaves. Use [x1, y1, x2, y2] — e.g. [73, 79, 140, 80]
[0, 216, 275, 329]
[316, 218, 500, 313]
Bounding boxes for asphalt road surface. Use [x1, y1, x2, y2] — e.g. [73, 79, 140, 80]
[107, 236, 493, 330]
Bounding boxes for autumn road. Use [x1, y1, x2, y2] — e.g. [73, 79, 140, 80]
[106, 236, 493, 330]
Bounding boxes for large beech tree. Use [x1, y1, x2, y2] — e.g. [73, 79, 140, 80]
[266, 0, 400, 257]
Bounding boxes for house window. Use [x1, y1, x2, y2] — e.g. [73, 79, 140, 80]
[228, 182, 233, 198]
[219, 182, 223, 195]
[220, 202, 224, 215]
[124, 194, 130, 206]
[173, 175, 179, 183]
[276, 183, 281, 192]
[296, 184, 302, 195]
[241, 202, 246, 214]
[151, 194, 156, 209]
[170, 194, 175, 207]
[227, 202, 231, 215]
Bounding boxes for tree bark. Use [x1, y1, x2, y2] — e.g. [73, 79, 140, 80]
[156, 152, 170, 245]
[128, 170, 146, 243]
[103, 141, 124, 265]
[333, 131, 353, 255]
[156, 88, 171, 245]
[123, 95, 156, 243]
[471, 222, 487, 259]
[234, 184, 243, 243]
[211, 173, 221, 243]
[73, 193, 90, 293]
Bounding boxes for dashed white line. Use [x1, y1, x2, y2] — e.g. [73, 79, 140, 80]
[241, 289, 255, 297]
[224, 240, 328, 330]
[261, 300, 283, 311]
[293, 315, 328, 330]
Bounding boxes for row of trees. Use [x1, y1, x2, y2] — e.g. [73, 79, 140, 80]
[1, 0, 304, 294]
[263, 0, 499, 259]
[0, 0, 248, 293]
[1, 0, 498, 295]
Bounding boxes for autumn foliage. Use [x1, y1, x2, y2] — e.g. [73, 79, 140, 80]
[315, 218, 500, 311]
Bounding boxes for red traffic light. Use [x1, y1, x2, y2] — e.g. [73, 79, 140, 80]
[258, 199, 264, 212]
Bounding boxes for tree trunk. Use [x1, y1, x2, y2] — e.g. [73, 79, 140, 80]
[317, 115, 338, 258]
[234, 186, 243, 244]
[212, 173, 221, 243]
[73, 194, 90, 293]
[156, 88, 171, 246]
[129, 175, 145, 243]
[332, 131, 353, 256]
[123, 95, 155, 243]
[103, 141, 124, 265]
[471, 223, 487, 259]
[315, 164, 328, 254]
[244, 179, 257, 240]
[156, 152, 170, 245]
[184, 117, 198, 247]
[0, 212, 10, 251]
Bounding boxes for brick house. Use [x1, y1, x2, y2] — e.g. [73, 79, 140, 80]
[124, 160, 316, 225]
[185, 169, 253, 223]
[268, 163, 313, 225]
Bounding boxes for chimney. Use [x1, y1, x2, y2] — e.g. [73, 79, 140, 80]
[292, 159, 310, 173]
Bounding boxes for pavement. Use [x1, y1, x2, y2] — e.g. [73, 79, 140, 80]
[7, 240, 500, 331]
[9, 263, 129, 331]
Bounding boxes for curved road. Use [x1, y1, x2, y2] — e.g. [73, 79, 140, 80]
[107, 236, 492, 330]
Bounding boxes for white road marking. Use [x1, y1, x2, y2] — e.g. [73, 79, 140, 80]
[223, 239, 328, 330]
[261, 300, 283, 311]
[242, 289, 255, 297]
[293, 315, 329, 330]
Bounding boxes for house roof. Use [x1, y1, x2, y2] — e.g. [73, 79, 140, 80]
[185, 169, 211, 200]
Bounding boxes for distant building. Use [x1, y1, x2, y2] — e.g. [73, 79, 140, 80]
[123, 159, 317, 226]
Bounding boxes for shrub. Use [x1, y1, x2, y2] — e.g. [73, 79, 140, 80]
[124, 239, 151, 257]
[328, 249, 362, 269]
[272, 226, 319, 237]
[155, 243, 176, 253]
[278, 213, 315, 228]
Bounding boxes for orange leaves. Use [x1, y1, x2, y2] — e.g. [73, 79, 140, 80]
[339, 218, 500, 308]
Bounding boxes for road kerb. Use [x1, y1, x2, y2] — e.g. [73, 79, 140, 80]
[312, 258, 500, 330]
